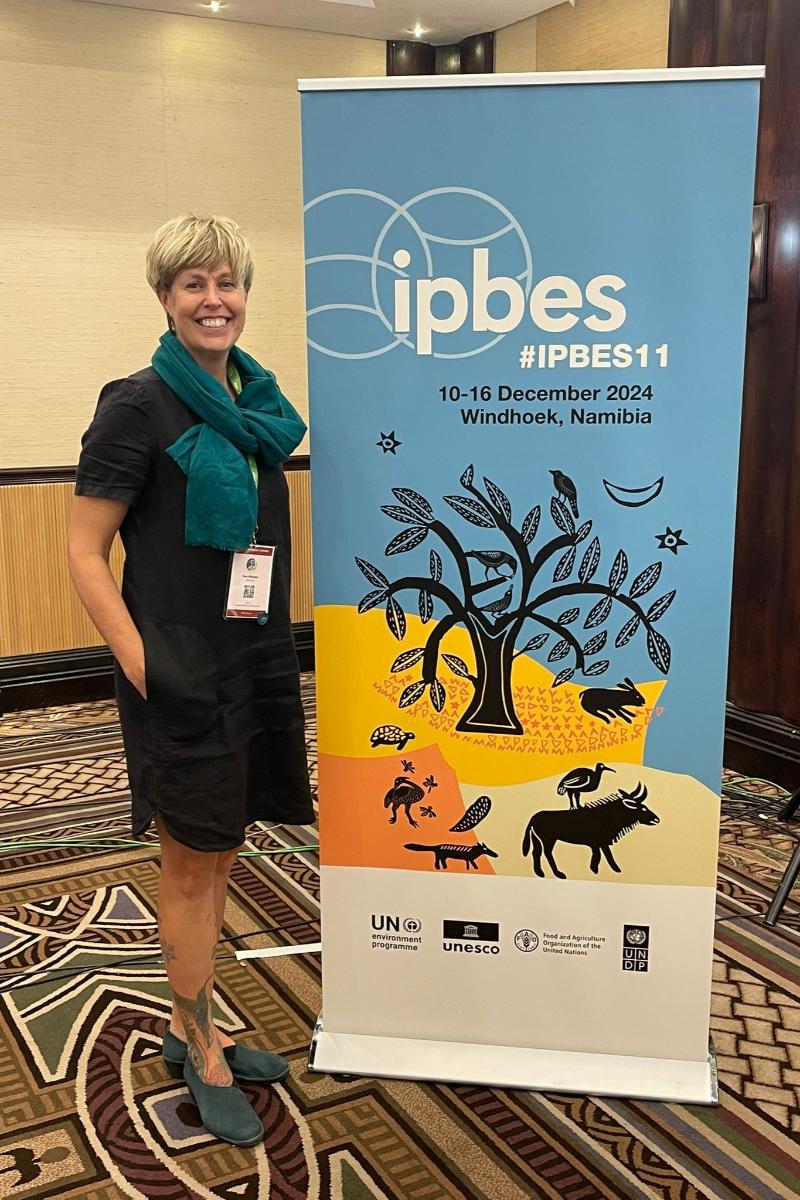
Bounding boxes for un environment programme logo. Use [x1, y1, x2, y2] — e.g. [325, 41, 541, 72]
[303, 187, 534, 360]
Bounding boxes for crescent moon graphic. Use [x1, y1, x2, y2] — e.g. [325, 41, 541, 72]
[602, 476, 664, 507]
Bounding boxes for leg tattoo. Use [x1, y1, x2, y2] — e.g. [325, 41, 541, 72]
[172, 975, 231, 1086]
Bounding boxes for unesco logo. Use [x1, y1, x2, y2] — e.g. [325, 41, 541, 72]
[514, 929, 539, 952]
[442, 920, 500, 955]
[622, 924, 650, 972]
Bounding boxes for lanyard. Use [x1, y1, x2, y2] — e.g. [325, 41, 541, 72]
[227, 361, 259, 488]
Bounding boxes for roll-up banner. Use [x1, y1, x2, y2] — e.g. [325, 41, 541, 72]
[300, 68, 762, 1102]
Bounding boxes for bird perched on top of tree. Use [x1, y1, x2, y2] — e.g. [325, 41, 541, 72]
[550, 469, 579, 518]
[557, 762, 615, 809]
[466, 550, 517, 580]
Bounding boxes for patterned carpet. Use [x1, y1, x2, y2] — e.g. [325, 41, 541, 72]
[0, 678, 798, 1199]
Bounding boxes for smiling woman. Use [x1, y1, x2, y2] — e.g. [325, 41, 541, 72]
[66, 214, 313, 1147]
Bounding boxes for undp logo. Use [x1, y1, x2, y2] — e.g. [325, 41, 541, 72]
[304, 186, 533, 360]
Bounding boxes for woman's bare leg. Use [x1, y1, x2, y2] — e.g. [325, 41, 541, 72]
[210, 844, 241, 1049]
[156, 817, 232, 1086]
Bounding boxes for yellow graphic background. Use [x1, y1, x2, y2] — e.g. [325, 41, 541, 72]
[316, 606, 719, 885]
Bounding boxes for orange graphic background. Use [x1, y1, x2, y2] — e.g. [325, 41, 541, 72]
[319, 743, 496, 875]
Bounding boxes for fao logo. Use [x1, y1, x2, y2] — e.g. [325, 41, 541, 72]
[403, 917, 422, 934]
[514, 929, 539, 952]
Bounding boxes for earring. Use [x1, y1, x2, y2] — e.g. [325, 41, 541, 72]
[167, 314, 175, 333]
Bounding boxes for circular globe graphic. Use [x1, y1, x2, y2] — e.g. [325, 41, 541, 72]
[304, 187, 533, 360]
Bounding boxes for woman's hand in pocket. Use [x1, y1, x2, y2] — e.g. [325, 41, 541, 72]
[120, 640, 147, 700]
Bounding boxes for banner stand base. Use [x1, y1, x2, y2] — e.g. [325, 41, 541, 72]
[308, 1018, 719, 1105]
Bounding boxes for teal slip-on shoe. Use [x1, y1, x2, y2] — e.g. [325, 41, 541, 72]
[182, 1056, 265, 1147]
[163, 1030, 289, 1084]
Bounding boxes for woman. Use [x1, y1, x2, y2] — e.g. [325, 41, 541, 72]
[68, 214, 314, 1147]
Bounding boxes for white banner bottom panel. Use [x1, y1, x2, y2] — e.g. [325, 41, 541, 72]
[320, 867, 716, 1064]
[309, 1022, 719, 1104]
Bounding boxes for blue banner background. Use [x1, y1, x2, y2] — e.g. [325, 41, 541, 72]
[301, 79, 760, 790]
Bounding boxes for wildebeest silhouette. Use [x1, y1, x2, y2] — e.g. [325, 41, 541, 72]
[579, 677, 645, 724]
[521, 782, 659, 878]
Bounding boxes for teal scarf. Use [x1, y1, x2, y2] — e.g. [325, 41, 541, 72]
[152, 333, 306, 550]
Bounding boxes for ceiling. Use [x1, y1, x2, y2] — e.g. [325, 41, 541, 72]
[78, 0, 571, 45]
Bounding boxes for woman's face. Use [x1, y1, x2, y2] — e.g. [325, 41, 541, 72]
[159, 263, 247, 361]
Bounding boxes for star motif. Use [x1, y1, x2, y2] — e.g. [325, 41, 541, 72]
[655, 526, 688, 556]
[377, 431, 401, 455]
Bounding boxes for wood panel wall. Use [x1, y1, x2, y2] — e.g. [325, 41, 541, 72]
[0, 469, 312, 658]
[670, 0, 800, 727]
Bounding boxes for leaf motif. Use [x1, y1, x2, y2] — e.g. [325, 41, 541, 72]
[391, 647, 425, 673]
[521, 505, 541, 545]
[557, 608, 580, 625]
[575, 520, 593, 544]
[380, 505, 422, 525]
[443, 494, 496, 528]
[419, 589, 433, 624]
[430, 679, 446, 712]
[583, 660, 610, 677]
[646, 589, 676, 623]
[629, 561, 662, 598]
[553, 545, 576, 582]
[391, 487, 433, 521]
[547, 638, 571, 663]
[429, 550, 442, 582]
[443, 653, 470, 678]
[578, 537, 601, 583]
[386, 596, 406, 641]
[584, 595, 612, 629]
[355, 557, 389, 588]
[552, 667, 575, 688]
[522, 632, 549, 651]
[385, 525, 428, 555]
[550, 496, 575, 534]
[399, 680, 426, 708]
[460, 464, 475, 488]
[647, 627, 671, 673]
[583, 630, 608, 655]
[609, 549, 629, 592]
[449, 795, 492, 832]
[358, 588, 388, 613]
[483, 477, 512, 522]
[615, 613, 640, 648]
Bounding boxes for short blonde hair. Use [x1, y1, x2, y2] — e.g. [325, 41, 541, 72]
[145, 214, 254, 293]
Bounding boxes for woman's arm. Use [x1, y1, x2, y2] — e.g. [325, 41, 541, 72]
[68, 496, 147, 698]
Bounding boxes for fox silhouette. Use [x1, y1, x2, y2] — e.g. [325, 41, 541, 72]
[404, 842, 498, 870]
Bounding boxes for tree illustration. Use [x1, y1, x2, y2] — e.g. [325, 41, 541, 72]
[356, 466, 675, 736]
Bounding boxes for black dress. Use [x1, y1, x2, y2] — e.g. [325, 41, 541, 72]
[76, 367, 315, 851]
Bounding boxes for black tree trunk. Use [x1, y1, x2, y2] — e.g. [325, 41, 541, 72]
[455, 615, 523, 735]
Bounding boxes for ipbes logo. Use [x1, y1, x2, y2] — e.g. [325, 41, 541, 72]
[392, 248, 627, 356]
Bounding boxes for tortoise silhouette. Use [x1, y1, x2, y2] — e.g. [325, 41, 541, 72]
[370, 725, 415, 752]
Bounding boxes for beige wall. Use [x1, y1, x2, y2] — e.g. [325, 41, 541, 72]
[0, 0, 383, 468]
[495, 14, 538, 74]
[536, 0, 670, 72]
